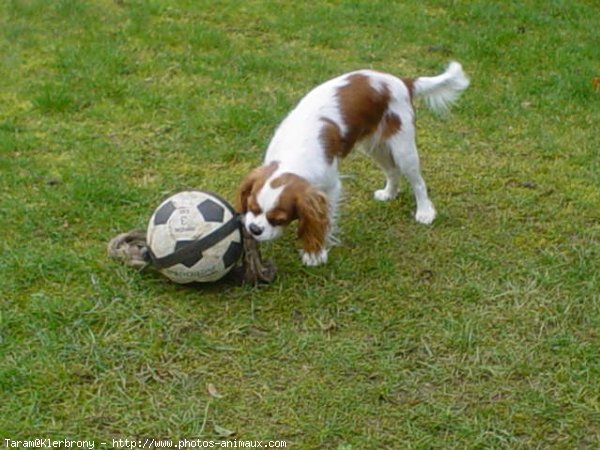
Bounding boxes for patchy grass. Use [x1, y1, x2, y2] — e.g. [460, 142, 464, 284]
[1, 0, 599, 448]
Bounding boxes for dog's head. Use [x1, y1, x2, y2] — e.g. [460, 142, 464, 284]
[236, 162, 329, 249]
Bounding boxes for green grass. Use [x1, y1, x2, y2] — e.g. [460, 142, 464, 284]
[1, 0, 599, 448]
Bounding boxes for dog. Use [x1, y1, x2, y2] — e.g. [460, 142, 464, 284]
[237, 62, 469, 266]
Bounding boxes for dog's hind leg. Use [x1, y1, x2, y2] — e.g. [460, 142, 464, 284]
[370, 144, 402, 202]
[386, 130, 436, 224]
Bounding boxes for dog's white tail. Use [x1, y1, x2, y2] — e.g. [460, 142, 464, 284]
[413, 61, 470, 114]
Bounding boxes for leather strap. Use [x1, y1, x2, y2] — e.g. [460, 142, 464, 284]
[147, 215, 242, 269]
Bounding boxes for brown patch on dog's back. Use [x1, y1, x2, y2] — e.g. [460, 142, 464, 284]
[319, 118, 347, 164]
[381, 112, 402, 139]
[401, 77, 415, 103]
[322, 73, 391, 163]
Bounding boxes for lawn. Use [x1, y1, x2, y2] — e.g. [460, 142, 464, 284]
[1, 0, 599, 448]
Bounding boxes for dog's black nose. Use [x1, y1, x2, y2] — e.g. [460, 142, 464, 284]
[249, 223, 263, 236]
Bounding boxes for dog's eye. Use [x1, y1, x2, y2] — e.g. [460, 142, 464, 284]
[267, 211, 288, 226]
[248, 198, 261, 216]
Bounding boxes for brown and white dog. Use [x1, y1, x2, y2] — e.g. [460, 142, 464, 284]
[237, 62, 469, 266]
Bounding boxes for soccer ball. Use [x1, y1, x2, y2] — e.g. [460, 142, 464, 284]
[146, 190, 243, 283]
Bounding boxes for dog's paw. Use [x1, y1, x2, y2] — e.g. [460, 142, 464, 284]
[415, 203, 436, 225]
[300, 249, 328, 266]
[374, 189, 397, 202]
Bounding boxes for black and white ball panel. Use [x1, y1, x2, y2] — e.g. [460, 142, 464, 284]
[197, 199, 225, 223]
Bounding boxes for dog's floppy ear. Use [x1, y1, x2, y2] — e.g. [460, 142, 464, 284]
[296, 187, 329, 254]
[236, 171, 256, 213]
